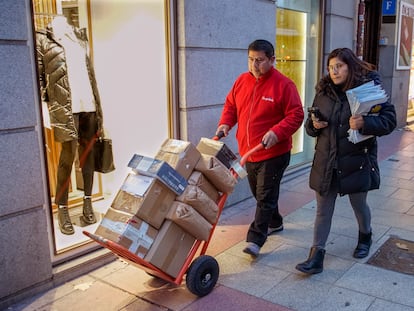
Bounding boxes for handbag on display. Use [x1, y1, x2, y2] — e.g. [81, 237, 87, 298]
[94, 136, 115, 173]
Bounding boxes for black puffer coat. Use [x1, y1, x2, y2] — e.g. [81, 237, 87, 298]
[305, 72, 396, 196]
[36, 26, 103, 142]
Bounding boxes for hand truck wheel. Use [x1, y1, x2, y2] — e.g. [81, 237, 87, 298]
[145, 272, 160, 279]
[185, 255, 219, 297]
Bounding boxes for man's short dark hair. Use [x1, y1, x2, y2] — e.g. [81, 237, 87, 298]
[248, 39, 274, 58]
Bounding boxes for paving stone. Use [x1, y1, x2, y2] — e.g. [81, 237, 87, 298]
[336, 264, 414, 308]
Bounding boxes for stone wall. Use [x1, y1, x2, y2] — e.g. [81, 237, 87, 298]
[176, 0, 277, 206]
[0, 0, 52, 307]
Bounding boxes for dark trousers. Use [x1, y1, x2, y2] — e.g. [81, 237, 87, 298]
[246, 152, 290, 247]
[55, 112, 97, 206]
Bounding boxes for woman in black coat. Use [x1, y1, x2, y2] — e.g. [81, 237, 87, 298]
[296, 48, 397, 274]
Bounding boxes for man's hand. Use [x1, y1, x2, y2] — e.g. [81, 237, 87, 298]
[262, 131, 278, 149]
[216, 124, 230, 137]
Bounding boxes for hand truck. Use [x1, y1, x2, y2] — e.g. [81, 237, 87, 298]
[83, 134, 264, 296]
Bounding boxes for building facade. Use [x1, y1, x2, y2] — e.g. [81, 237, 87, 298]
[1, 0, 412, 307]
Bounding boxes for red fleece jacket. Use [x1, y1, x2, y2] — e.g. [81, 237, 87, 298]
[219, 67, 304, 162]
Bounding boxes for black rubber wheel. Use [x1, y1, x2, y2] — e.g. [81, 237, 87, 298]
[185, 255, 219, 297]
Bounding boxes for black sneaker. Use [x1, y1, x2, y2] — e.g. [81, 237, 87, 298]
[267, 224, 284, 236]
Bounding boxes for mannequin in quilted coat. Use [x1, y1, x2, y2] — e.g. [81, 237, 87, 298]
[36, 16, 104, 235]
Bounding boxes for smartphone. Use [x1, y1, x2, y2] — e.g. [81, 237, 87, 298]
[308, 107, 324, 121]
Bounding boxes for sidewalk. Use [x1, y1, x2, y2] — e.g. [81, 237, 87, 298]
[8, 126, 414, 311]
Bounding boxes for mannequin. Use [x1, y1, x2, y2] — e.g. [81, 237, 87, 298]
[36, 16, 104, 235]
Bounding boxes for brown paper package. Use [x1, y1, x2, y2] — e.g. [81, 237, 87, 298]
[176, 185, 219, 224]
[166, 201, 213, 241]
[195, 154, 237, 193]
[187, 170, 220, 202]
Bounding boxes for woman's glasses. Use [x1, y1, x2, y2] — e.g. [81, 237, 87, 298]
[328, 62, 345, 72]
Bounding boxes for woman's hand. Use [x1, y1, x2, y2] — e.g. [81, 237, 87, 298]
[349, 115, 364, 130]
[313, 120, 328, 129]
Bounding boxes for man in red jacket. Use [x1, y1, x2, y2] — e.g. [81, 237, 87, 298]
[216, 39, 304, 257]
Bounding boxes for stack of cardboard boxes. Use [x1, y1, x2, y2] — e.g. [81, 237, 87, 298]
[95, 138, 237, 278]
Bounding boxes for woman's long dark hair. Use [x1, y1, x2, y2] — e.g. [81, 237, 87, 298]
[320, 48, 376, 92]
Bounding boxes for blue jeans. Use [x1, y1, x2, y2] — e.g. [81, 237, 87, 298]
[246, 152, 290, 247]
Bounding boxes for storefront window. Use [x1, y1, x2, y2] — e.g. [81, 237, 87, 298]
[32, 0, 172, 257]
[276, 0, 322, 166]
[408, 39, 414, 122]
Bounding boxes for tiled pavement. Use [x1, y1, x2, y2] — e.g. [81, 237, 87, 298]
[8, 126, 414, 311]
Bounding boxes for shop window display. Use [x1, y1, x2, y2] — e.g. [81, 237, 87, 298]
[36, 15, 105, 235]
[409, 40, 414, 122]
[275, 1, 321, 167]
[32, 0, 171, 256]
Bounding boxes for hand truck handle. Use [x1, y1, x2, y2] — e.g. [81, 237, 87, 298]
[212, 131, 225, 141]
[240, 142, 265, 166]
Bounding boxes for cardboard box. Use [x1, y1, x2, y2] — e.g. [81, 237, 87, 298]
[117, 173, 175, 228]
[145, 220, 196, 278]
[111, 190, 141, 215]
[197, 137, 237, 169]
[95, 208, 158, 258]
[127, 154, 187, 195]
[155, 139, 201, 179]
[166, 201, 212, 241]
[187, 170, 220, 202]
